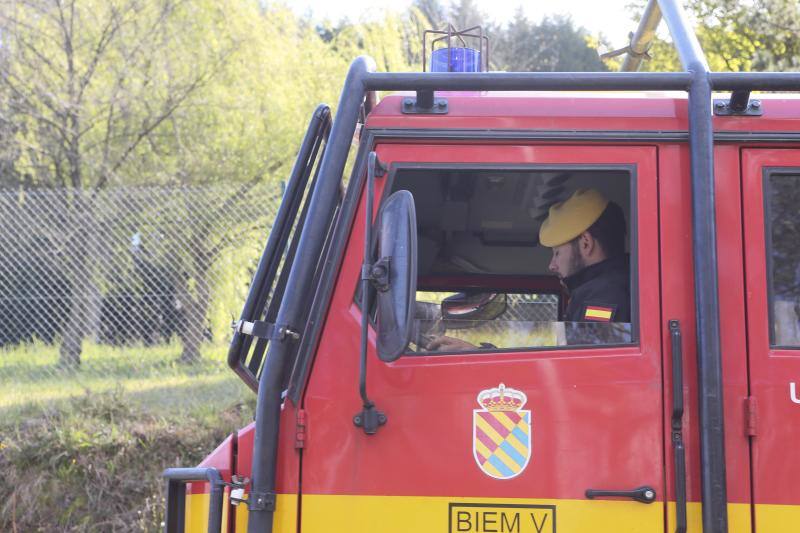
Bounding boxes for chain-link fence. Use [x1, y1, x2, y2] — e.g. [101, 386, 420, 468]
[0, 185, 583, 414]
[0, 185, 282, 413]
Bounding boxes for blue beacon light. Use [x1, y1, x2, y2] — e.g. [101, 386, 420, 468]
[430, 47, 482, 73]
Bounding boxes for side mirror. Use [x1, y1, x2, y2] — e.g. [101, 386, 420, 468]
[375, 190, 418, 361]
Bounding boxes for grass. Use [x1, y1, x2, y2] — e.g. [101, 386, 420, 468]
[0, 340, 256, 531]
[0, 339, 251, 415]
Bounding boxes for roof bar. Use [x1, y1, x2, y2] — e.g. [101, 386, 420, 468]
[362, 71, 800, 94]
[711, 72, 800, 91]
[362, 71, 691, 91]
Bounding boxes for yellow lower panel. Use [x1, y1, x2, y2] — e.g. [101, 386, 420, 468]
[666, 502, 751, 533]
[301, 494, 663, 533]
[756, 503, 800, 533]
[184, 492, 297, 533]
[184, 493, 793, 533]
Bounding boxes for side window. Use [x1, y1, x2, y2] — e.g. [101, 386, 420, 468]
[413, 290, 563, 349]
[766, 171, 800, 346]
[388, 166, 636, 353]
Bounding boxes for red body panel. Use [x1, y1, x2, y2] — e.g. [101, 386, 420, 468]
[657, 144, 753, 525]
[367, 94, 800, 134]
[712, 145, 752, 507]
[235, 409, 301, 495]
[301, 144, 664, 507]
[741, 149, 800, 508]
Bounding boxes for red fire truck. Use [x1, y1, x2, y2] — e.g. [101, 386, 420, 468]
[163, 1, 800, 532]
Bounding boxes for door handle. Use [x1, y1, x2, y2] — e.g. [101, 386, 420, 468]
[585, 486, 656, 504]
[670, 320, 687, 533]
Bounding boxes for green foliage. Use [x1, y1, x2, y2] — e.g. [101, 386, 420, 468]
[0, 1, 349, 191]
[0, 389, 254, 531]
[448, 0, 485, 30]
[632, 0, 800, 72]
[1, 1, 353, 364]
[0, 340, 254, 530]
[1, 0, 622, 194]
[316, 11, 427, 75]
[410, 0, 608, 72]
[492, 12, 609, 72]
[413, 0, 448, 30]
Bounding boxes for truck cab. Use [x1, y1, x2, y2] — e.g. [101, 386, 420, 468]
[163, 5, 800, 533]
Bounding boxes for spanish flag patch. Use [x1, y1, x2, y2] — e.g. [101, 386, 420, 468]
[584, 305, 615, 322]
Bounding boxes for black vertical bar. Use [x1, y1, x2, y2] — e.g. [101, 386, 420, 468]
[359, 152, 377, 408]
[688, 65, 729, 533]
[247, 56, 376, 533]
[674, 440, 687, 533]
[164, 479, 185, 533]
[670, 320, 687, 533]
[658, 1, 728, 531]
[670, 321, 685, 426]
[246, 127, 330, 380]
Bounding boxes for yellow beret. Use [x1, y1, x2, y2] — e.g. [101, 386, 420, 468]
[539, 189, 609, 247]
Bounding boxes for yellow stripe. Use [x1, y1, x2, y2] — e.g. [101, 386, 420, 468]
[478, 413, 528, 461]
[506, 430, 529, 457]
[666, 501, 752, 533]
[474, 439, 508, 477]
[184, 492, 297, 533]
[482, 460, 504, 478]
[585, 308, 612, 319]
[475, 439, 492, 460]
[475, 414, 504, 445]
[300, 495, 757, 533]
[755, 502, 800, 532]
[492, 445, 521, 473]
[302, 494, 661, 532]
[492, 412, 516, 431]
[183, 493, 768, 533]
[185, 491, 229, 532]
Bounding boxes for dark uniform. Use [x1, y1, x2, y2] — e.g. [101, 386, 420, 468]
[562, 254, 631, 344]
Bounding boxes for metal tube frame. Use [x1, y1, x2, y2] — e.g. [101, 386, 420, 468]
[163, 467, 223, 533]
[621, 0, 663, 72]
[245, 1, 800, 532]
[228, 105, 331, 392]
[246, 56, 377, 533]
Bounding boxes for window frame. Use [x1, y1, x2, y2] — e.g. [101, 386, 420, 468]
[371, 161, 641, 355]
[762, 167, 800, 349]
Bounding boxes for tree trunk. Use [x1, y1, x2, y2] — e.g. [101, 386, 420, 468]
[57, 194, 98, 369]
[176, 228, 212, 365]
[59, 246, 88, 370]
[58, 299, 85, 369]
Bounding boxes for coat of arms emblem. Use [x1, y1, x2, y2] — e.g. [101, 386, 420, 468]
[473, 383, 531, 479]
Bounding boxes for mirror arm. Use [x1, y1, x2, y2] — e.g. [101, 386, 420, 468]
[368, 257, 391, 292]
[354, 152, 388, 435]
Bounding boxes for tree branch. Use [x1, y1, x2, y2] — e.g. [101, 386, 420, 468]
[96, 74, 209, 190]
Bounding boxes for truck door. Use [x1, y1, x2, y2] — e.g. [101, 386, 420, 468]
[299, 143, 665, 532]
[741, 149, 800, 529]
